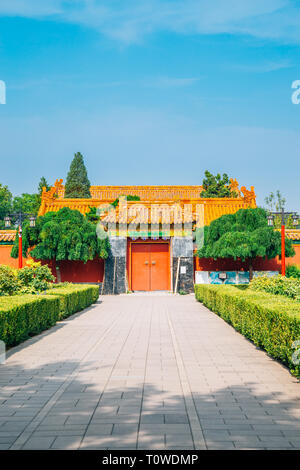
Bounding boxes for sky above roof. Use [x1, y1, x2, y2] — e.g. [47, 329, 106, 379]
[0, 0, 299, 212]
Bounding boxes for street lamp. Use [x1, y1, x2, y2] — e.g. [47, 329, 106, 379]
[2, 213, 36, 269]
[267, 208, 299, 276]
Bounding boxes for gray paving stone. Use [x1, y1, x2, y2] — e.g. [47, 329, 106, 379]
[165, 414, 189, 424]
[141, 414, 165, 424]
[51, 436, 82, 449]
[23, 436, 56, 450]
[0, 294, 298, 451]
[85, 424, 113, 436]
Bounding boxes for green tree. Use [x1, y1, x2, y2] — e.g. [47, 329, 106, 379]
[0, 184, 12, 228]
[197, 207, 295, 280]
[200, 171, 238, 198]
[12, 193, 40, 215]
[64, 152, 91, 199]
[38, 177, 51, 195]
[11, 207, 110, 282]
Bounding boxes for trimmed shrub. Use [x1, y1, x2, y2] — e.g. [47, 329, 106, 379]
[0, 295, 60, 347]
[45, 283, 100, 319]
[0, 284, 99, 347]
[250, 275, 300, 301]
[195, 284, 300, 377]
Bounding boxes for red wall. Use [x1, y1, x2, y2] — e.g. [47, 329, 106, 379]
[0, 245, 30, 268]
[45, 259, 104, 283]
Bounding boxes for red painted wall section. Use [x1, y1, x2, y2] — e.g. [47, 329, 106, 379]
[41, 259, 104, 283]
[56, 259, 104, 283]
[289, 244, 300, 265]
[0, 245, 29, 268]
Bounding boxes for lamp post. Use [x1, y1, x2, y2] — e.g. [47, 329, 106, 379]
[3, 213, 36, 269]
[267, 209, 299, 276]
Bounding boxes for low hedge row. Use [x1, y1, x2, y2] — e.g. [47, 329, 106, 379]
[46, 284, 100, 319]
[195, 284, 300, 378]
[0, 284, 99, 347]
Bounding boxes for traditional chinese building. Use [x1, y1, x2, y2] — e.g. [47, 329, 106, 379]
[1, 179, 299, 292]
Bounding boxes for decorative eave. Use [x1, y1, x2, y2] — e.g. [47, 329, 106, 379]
[285, 229, 300, 241]
[0, 230, 17, 243]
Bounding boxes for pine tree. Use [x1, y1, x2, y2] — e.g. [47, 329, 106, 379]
[200, 171, 238, 198]
[38, 177, 50, 195]
[64, 152, 91, 198]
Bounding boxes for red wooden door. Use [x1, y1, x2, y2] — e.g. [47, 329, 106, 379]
[131, 243, 169, 291]
[131, 244, 151, 291]
[149, 244, 169, 291]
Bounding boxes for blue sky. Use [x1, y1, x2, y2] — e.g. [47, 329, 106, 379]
[0, 0, 299, 211]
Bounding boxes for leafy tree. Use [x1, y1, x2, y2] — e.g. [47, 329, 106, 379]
[12, 193, 40, 215]
[197, 207, 295, 279]
[0, 184, 12, 228]
[64, 152, 91, 198]
[11, 207, 110, 282]
[200, 171, 238, 198]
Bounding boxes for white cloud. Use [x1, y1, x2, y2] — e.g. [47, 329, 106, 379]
[1, 0, 300, 44]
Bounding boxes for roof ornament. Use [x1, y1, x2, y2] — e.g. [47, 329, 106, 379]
[41, 179, 64, 202]
[241, 185, 256, 207]
[229, 178, 241, 197]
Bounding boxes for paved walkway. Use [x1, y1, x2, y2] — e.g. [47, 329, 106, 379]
[0, 294, 299, 450]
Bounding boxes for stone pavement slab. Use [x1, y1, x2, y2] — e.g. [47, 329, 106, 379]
[0, 294, 298, 450]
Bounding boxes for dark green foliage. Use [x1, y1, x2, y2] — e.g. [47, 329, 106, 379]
[197, 208, 295, 277]
[11, 207, 110, 262]
[85, 206, 99, 223]
[38, 177, 51, 195]
[12, 193, 40, 216]
[200, 171, 238, 198]
[195, 284, 300, 378]
[250, 275, 300, 301]
[111, 195, 141, 208]
[64, 152, 91, 198]
[286, 264, 300, 279]
[0, 284, 99, 347]
[11, 219, 40, 259]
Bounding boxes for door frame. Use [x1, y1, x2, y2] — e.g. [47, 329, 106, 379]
[128, 239, 171, 291]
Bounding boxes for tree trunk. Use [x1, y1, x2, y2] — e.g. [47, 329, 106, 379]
[55, 259, 61, 284]
[249, 262, 254, 282]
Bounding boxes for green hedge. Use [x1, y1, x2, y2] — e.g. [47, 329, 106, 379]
[250, 275, 300, 301]
[45, 284, 100, 319]
[0, 295, 60, 347]
[195, 284, 300, 378]
[0, 284, 99, 347]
